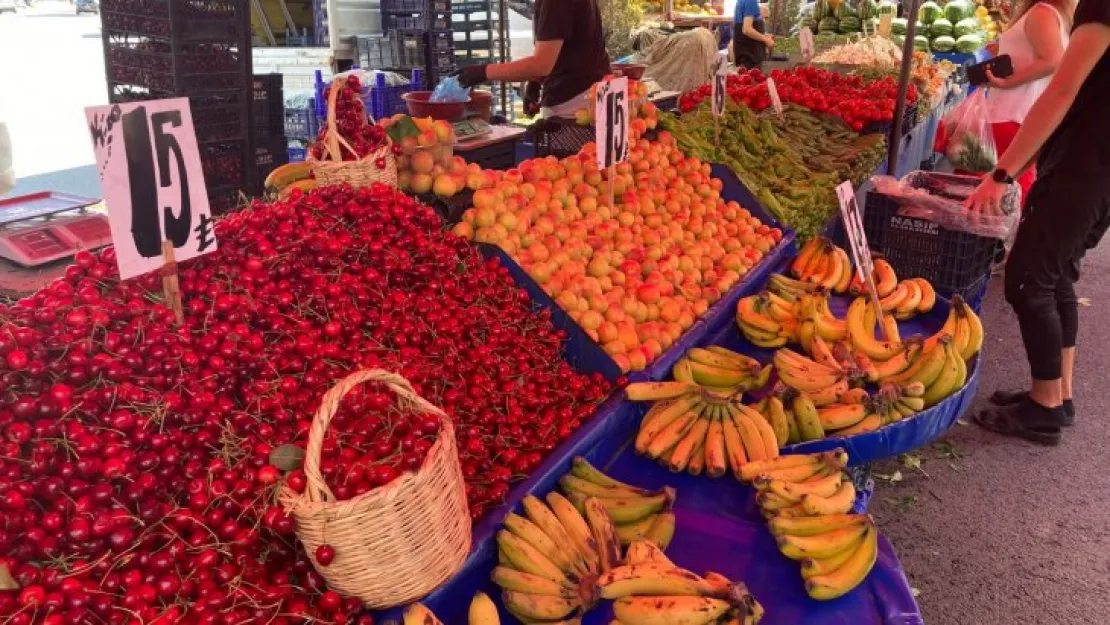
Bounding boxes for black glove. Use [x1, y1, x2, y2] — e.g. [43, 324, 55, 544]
[523, 81, 542, 117]
[456, 65, 489, 89]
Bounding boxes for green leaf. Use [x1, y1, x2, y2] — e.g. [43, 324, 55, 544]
[0, 563, 18, 591]
[899, 453, 921, 470]
[269, 444, 306, 472]
[385, 116, 420, 144]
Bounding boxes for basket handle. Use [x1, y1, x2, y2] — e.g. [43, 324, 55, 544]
[322, 79, 366, 163]
[302, 369, 447, 503]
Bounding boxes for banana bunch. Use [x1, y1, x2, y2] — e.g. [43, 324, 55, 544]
[791, 237, 854, 294]
[845, 297, 906, 363]
[771, 348, 850, 407]
[672, 347, 773, 396]
[846, 257, 937, 319]
[871, 382, 927, 425]
[881, 335, 968, 409]
[493, 487, 620, 620]
[736, 292, 799, 349]
[847, 257, 899, 298]
[603, 540, 765, 625]
[627, 382, 781, 480]
[561, 457, 678, 548]
[925, 295, 984, 362]
[263, 162, 317, 198]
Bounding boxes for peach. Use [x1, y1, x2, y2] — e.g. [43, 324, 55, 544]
[432, 174, 457, 198]
[411, 173, 433, 194]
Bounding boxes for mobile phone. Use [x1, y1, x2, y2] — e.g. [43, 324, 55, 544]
[967, 54, 1014, 86]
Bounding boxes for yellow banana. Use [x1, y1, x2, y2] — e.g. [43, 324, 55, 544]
[502, 590, 578, 621]
[791, 393, 826, 441]
[667, 415, 710, 472]
[736, 402, 779, 459]
[496, 530, 568, 584]
[567, 490, 674, 525]
[833, 247, 853, 294]
[807, 378, 849, 407]
[764, 472, 844, 502]
[912, 278, 936, 313]
[626, 381, 698, 402]
[404, 603, 445, 625]
[491, 566, 577, 598]
[791, 238, 823, 277]
[756, 461, 823, 483]
[894, 280, 923, 319]
[560, 475, 651, 500]
[722, 416, 749, 477]
[544, 493, 600, 576]
[520, 496, 591, 576]
[888, 339, 949, 387]
[765, 396, 792, 447]
[583, 497, 621, 573]
[770, 513, 869, 537]
[686, 436, 706, 476]
[873, 258, 898, 297]
[839, 388, 870, 405]
[806, 525, 879, 601]
[469, 592, 500, 625]
[598, 564, 726, 599]
[922, 341, 961, 408]
[801, 536, 863, 579]
[774, 350, 844, 392]
[737, 296, 782, 334]
[738, 453, 823, 482]
[923, 307, 958, 353]
[571, 457, 638, 491]
[672, 358, 695, 383]
[504, 513, 581, 577]
[687, 347, 751, 372]
[819, 243, 845, 291]
[957, 298, 984, 360]
[810, 335, 843, 372]
[728, 404, 768, 462]
[953, 313, 972, 359]
[615, 514, 657, 546]
[878, 282, 910, 313]
[612, 596, 731, 625]
[836, 413, 883, 436]
[688, 360, 746, 387]
[704, 417, 728, 478]
[625, 540, 674, 567]
[705, 345, 762, 370]
[645, 511, 676, 550]
[847, 297, 903, 362]
[264, 161, 313, 190]
[952, 341, 968, 391]
[816, 403, 869, 431]
[801, 481, 857, 516]
[278, 178, 318, 198]
[897, 395, 925, 412]
[777, 521, 870, 561]
[644, 410, 697, 459]
[813, 300, 850, 342]
[798, 318, 817, 354]
[874, 343, 921, 380]
[742, 325, 790, 349]
[636, 396, 702, 455]
[879, 311, 901, 343]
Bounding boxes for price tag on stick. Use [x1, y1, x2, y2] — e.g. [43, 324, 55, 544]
[836, 181, 890, 340]
[86, 98, 218, 322]
[711, 58, 728, 152]
[879, 14, 893, 38]
[766, 77, 784, 120]
[595, 77, 630, 210]
[800, 27, 815, 63]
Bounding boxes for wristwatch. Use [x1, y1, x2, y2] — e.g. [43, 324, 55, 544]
[991, 168, 1014, 184]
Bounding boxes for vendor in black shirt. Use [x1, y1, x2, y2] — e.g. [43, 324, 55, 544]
[457, 0, 611, 118]
[967, 0, 1110, 445]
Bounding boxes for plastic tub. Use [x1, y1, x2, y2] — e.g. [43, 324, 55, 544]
[402, 91, 470, 121]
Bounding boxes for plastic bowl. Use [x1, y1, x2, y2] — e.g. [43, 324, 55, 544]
[402, 91, 471, 121]
[466, 90, 494, 121]
[611, 63, 647, 80]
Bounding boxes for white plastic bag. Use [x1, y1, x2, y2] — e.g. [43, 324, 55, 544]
[871, 171, 1019, 240]
[936, 89, 996, 173]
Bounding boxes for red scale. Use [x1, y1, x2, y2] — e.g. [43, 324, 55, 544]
[0, 192, 111, 267]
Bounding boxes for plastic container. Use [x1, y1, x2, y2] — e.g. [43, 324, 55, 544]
[252, 74, 285, 137]
[529, 117, 595, 159]
[402, 91, 470, 121]
[369, 70, 424, 121]
[863, 187, 1003, 301]
[381, 0, 450, 12]
[284, 101, 321, 141]
[251, 135, 289, 194]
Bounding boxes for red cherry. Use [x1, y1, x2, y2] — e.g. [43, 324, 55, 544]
[315, 544, 336, 567]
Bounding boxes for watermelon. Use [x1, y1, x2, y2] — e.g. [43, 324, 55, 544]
[956, 33, 983, 53]
[916, 20, 927, 33]
[836, 2, 858, 20]
[931, 35, 956, 51]
[945, 0, 975, 24]
[892, 17, 907, 34]
[839, 16, 862, 33]
[814, 0, 829, 22]
[954, 17, 980, 38]
[914, 34, 931, 51]
[878, 0, 897, 16]
[929, 18, 953, 37]
[819, 16, 841, 33]
[859, 0, 879, 20]
[892, 34, 905, 46]
[919, 1, 942, 24]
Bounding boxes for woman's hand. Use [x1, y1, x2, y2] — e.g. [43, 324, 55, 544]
[985, 67, 1012, 89]
[966, 176, 1009, 216]
[765, 34, 775, 49]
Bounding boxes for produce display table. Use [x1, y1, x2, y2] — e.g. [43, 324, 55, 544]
[454, 125, 528, 171]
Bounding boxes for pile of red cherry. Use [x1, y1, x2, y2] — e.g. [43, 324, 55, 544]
[310, 76, 391, 167]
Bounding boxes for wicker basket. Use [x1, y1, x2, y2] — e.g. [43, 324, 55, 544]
[309, 80, 399, 188]
[279, 369, 471, 608]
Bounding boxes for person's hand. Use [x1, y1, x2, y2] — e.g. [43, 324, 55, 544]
[456, 65, 489, 89]
[985, 67, 1011, 89]
[522, 81, 541, 117]
[966, 176, 1009, 216]
[765, 34, 775, 49]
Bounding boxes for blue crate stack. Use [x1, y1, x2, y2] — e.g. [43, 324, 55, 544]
[99, 0, 254, 214]
[360, 0, 457, 88]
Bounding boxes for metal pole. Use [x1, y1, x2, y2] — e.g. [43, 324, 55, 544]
[886, 0, 921, 174]
[499, 0, 509, 115]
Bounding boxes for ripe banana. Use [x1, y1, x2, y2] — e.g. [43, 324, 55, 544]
[956, 296, 984, 360]
[278, 178, 318, 198]
[491, 566, 578, 598]
[888, 339, 948, 387]
[546, 492, 600, 574]
[735, 403, 779, 459]
[496, 529, 568, 584]
[813, 298, 849, 342]
[798, 318, 817, 354]
[807, 377, 849, 406]
[704, 417, 728, 478]
[764, 396, 791, 447]
[625, 539, 674, 567]
[673, 358, 695, 383]
[688, 360, 746, 387]
[756, 461, 823, 484]
[764, 472, 844, 502]
[571, 456, 639, 491]
[738, 453, 823, 482]
[469, 592, 501, 625]
[832, 413, 882, 436]
[878, 282, 910, 313]
[769, 513, 869, 537]
[801, 481, 856, 516]
[686, 437, 706, 476]
[668, 415, 710, 472]
[404, 603, 445, 625]
[873, 258, 898, 297]
[722, 415, 749, 477]
[264, 161, 313, 190]
[521, 495, 591, 577]
[800, 538, 861, 579]
[894, 280, 923, 320]
[816, 403, 869, 431]
[805, 525, 879, 601]
[912, 278, 936, 313]
[645, 512, 676, 550]
[637, 397, 701, 455]
[597, 564, 726, 599]
[583, 497, 621, 573]
[792, 238, 823, 277]
[839, 388, 870, 405]
[504, 513, 581, 577]
[873, 343, 920, 381]
[560, 475, 650, 500]
[847, 297, 903, 362]
[705, 345, 762, 369]
[774, 350, 844, 393]
[791, 393, 826, 442]
[833, 247, 853, 294]
[737, 296, 782, 335]
[777, 521, 870, 561]
[626, 381, 697, 401]
[728, 404, 768, 463]
[612, 596, 731, 625]
[567, 490, 674, 525]
[921, 340, 962, 408]
[502, 590, 578, 621]
[615, 513, 657, 546]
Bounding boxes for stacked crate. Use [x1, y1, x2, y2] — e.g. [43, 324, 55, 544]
[452, 1, 504, 71]
[251, 74, 288, 193]
[352, 0, 455, 87]
[100, 0, 253, 213]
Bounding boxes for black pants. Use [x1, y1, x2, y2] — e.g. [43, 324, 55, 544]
[1004, 174, 1110, 380]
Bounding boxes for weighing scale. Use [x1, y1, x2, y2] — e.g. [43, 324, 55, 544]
[452, 118, 493, 143]
[0, 192, 111, 267]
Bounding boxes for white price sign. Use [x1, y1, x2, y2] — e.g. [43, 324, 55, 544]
[879, 14, 893, 37]
[711, 59, 729, 117]
[836, 181, 874, 282]
[766, 77, 784, 120]
[86, 98, 217, 280]
[594, 77, 630, 170]
[800, 27, 815, 63]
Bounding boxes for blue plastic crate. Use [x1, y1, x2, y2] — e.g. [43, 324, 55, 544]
[366, 69, 424, 120]
[287, 146, 307, 163]
[284, 101, 321, 141]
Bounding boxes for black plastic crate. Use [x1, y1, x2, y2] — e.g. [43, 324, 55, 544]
[428, 30, 454, 53]
[531, 118, 593, 159]
[456, 139, 517, 172]
[862, 190, 1002, 300]
[355, 34, 399, 70]
[252, 74, 285, 137]
[251, 136, 289, 194]
[200, 139, 248, 189]
[382, 0, 450, 12]
[388, 12, 452, 31]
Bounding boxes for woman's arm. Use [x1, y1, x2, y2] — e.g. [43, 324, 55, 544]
[968, 22, 1110, 212]
[742, 16, 774, 46]
[988, 5, 1066, 88]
